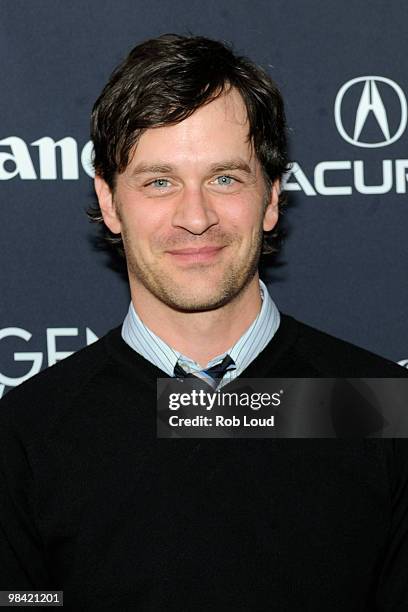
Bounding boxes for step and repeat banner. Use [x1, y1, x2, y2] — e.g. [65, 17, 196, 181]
[1, 1, 408, 397]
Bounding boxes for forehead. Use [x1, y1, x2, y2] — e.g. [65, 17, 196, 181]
[127, 88, 253, 168]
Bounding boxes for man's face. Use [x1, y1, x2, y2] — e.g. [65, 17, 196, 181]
[96, 87, 279, 312]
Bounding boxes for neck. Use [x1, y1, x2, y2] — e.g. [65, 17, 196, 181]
[129, 275, 263, 367]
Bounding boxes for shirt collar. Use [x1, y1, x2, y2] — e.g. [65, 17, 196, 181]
[121, 279, 280, 383]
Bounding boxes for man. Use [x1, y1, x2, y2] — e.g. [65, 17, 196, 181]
[0, 34, 407, 611]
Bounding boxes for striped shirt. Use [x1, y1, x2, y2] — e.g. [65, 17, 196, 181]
[121, 279, 280, 388]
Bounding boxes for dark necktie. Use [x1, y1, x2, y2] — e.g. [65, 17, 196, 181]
[173, 354, 236, 389]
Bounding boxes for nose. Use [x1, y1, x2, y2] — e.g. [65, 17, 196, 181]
[171, 186, 219, 235]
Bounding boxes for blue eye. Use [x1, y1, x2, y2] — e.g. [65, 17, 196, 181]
[216, 175, 234, 185]
[151, 178, 170, 188]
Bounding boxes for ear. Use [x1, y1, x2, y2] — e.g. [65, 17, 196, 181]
[94, 175, 122, 234]
[263, 180, 280, 232]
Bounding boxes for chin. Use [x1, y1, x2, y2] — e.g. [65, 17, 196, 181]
[164, 300, 229, 314]
[157, 285, 243, 313]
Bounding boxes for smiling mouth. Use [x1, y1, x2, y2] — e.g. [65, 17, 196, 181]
[165, 245, 226, 263]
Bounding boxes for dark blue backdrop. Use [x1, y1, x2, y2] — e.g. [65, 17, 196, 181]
[1, 0, 408, 396]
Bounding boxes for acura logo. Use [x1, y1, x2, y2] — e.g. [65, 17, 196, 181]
[334, 76, 407, 148]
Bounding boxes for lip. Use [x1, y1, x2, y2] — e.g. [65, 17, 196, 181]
[166, 245, 225, 263]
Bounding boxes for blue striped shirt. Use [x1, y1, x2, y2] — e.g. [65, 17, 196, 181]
[121, 279, 280, 388]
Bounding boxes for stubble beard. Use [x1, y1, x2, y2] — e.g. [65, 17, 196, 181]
[121, 224, 264, 314]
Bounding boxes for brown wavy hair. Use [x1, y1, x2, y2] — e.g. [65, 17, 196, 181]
[88, 34, 289, 256]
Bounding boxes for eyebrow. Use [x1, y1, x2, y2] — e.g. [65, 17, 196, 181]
[130, 158, 253, 178]
[209, 159, 253, 176]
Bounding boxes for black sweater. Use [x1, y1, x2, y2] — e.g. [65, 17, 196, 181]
[0, 313, 408, 611]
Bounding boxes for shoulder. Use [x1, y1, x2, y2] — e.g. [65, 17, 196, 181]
[280, 313, 408, 377]
[0, 326, 122, 438]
